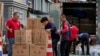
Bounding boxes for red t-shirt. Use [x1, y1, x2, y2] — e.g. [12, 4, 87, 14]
[70, 25, 79, 40]
[6, 18, 21, 38]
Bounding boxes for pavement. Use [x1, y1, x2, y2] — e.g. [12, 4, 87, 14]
[3, 54, 90, 56]
[3, 45, 100, 56]
[3, 54, 7, 56]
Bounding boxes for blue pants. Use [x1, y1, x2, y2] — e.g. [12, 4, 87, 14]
[8, 38, 14, 56]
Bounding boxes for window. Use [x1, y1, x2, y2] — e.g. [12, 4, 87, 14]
[36, 0, 42, 11]
[34, 0, 36, 10]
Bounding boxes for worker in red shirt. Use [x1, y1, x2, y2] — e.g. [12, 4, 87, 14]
[59, 15, 72, 56]
[6, 12, 21, 56]
[70, 23, 79, 54]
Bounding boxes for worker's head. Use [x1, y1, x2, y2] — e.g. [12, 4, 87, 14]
[41, 17, 48, 26]
[60, 14, 67, 22]
[13, 12, 19, 20]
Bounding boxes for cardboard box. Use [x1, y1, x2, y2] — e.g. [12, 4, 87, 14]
[32, 19, 43, 29]
[15, 30, 21, 44]
[30, 45, 47, 56]
[27, 18, 45, 29]
[32, 30, 41, 44]
[13, 44, 30, 56]
[21, 30, 32, 44]
[15, 30, 32, 44]
[37, 45, 47, 56]
[27, 18, 34, 30]
[32, 29, 48, 45]
[40, 30, 48, 45]
[30, 44, 37, 56]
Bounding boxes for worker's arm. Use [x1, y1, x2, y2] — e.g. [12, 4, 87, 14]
[6, 20, 12, 32]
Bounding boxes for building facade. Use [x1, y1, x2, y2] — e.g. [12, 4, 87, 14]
[27, 0, 53, 18]
[0, 0, 28, 25]
[0, 0, 55, 38]
[0, 0, 54, 26]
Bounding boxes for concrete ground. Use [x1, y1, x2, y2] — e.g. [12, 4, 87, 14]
[3, 54, 90, 56]
[3, 54, 7, 56]
[3, 45, 100, 56]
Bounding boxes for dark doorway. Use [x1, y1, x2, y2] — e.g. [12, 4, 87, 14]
[63, 3, 96, 35]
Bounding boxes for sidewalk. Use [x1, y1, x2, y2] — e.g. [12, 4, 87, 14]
[3, 54, 7, 56]
[3, 45, 100, 56]
[3, 54, 89, 56]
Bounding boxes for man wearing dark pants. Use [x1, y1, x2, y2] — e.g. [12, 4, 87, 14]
[6, 12, 21, 56]
[60, 41, 71, 56]
[79, 33, 90, 55]
[70, 24, 79, 54]
[45, 19, 60, 56]
[59, 15, 71, 56]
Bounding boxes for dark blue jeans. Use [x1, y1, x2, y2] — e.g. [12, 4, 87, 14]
[8, 38, 14, 56]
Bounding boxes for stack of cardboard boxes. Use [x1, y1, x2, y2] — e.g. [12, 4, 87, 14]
[0, 2, 4, 32]
[13, 18, 49, 56]
[15, 30, 32, 44]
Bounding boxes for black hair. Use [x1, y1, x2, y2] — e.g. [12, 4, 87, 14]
[13, 12, 19, 16]
[41, 17, 48, 23]
[60, 14, 66, 18]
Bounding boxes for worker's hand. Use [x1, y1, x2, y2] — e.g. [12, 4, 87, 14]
[56, 30, 61, 34]
[46, 29, 51, 34]
[89, 38, 91, 42]
[46, 29, 51, 32]
[58, 41, 61, 44]
[9, 29, 12, 32]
